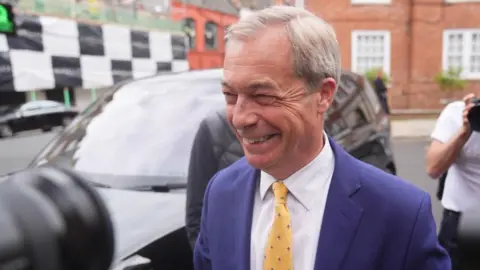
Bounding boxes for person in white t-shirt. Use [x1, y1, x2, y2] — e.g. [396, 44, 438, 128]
[426, 93, 480, 270]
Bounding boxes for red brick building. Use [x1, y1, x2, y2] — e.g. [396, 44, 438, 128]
[307, 0, 480, 111]
[172, 0, 293, 70]
[171, 0, 289, 70]
[172, 0, 479, 111]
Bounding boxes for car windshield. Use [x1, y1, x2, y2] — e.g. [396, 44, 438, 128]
[0, 104, 20, 114]
[29, 70, 226, 189]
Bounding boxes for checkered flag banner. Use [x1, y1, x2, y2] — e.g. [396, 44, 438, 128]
[0, 13, 189, 92]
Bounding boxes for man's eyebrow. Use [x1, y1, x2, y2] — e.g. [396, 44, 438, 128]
[221, 81, 232, 89]
[247, 79, 278, 91]
[221, 79, 278, 92]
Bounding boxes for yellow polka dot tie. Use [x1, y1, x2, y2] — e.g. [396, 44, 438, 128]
[263, 181, 293, 270]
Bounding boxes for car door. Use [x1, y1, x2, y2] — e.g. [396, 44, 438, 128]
[11, 102, 42, 131]
[324, 73, 358, 146]
[327, 73, 374, 152]
[35, 100, 66, 127]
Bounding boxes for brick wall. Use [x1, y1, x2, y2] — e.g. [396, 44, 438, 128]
[307, 0, 480, 111]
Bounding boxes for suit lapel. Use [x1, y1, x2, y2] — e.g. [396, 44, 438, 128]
[233, 159, 258, 270]
[314, 137, 364, 270]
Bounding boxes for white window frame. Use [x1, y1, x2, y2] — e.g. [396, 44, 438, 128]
[351, 30, 391, 76]
[442, 29, 480, 80]
[351, 0, 391, 5]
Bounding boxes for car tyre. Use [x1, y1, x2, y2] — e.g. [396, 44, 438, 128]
[62, 116, 73, 127]
[384, 163, 397, 175]
[41, 125, 53, 132]
[0, 124, 14, 138]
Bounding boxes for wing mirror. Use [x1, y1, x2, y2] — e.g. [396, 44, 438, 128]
[113, 254, 152, 270]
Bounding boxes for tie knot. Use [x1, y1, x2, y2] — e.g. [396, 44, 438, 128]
[272, 181, 288, 204]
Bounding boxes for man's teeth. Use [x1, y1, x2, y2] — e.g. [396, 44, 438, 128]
[245, 135, 274, 144]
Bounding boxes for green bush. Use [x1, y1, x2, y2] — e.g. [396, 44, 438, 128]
[434, 67, 467, 92]
[364, 67, 389, 86]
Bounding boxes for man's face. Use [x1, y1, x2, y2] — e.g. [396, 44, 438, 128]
[377, 70, 384, 78]
[222, 26, 336, 177]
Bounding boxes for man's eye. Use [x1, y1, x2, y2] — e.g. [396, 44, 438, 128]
[255, 95, 276, 104]
[223, 92, 236, 98]
[223, 92, 237, 103]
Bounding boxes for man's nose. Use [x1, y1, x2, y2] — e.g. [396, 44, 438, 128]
[231, 96, 258, 130]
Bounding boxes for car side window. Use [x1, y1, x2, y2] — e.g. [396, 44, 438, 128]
[340, 74, 357, 94]
[20, 102, 40, 111]
[325, 106, 349, 137]
[345, 108, 368, 129]
[40, 101, 62, 108]
[363, 79, 382, 114]
[327, 119, 348, 136]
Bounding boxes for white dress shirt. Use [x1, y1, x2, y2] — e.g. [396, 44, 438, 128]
[250, 134, 335, 270]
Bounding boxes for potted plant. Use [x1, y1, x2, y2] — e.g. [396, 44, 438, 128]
[434, 67, 467, 104]
[364, 67, 390, 87]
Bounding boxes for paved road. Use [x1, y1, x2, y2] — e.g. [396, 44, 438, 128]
[0, 133, 442, 223]
[0, 130, 57, 175]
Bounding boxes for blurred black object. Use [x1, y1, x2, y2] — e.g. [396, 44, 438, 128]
[458, 208, 480, 269]
[0, 166, 115, 270]
[436, 172, 448, 201]
[467, 97, 480, 132]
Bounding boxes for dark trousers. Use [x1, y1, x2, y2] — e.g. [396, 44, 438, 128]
[380, 96, 390, 115]
[438, 209, 461, 270]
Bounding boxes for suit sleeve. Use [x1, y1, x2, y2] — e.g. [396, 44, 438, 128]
[404, 193, 451, 270]
[193, 171, 218, 270]
[186, 120, 218, 250]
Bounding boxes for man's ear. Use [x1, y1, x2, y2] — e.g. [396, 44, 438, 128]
[316, 78, 336, 114]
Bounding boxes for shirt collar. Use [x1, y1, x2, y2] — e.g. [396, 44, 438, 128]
[259, 133, 335, 211]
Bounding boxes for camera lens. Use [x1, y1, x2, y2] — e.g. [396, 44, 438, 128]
[0, 166, 115, 270]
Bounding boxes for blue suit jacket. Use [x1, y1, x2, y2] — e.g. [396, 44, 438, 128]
[194, 137, 451, 270]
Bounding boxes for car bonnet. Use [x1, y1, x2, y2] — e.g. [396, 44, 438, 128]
[97, 187, 186, 264]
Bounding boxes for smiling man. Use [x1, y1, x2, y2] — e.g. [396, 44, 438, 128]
[194, 5, 450, 270]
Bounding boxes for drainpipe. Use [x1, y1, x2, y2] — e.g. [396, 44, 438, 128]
[406, 0, 413, 109]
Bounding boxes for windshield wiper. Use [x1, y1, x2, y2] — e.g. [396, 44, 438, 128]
[88, 181, 112, 189]
[87, 180, 186, 192]
[127, 183, 187, 192]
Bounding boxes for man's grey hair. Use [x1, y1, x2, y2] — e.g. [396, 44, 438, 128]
[225, 5, 341, 92]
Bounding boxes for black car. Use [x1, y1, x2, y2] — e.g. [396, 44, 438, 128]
[0, 100, 78, 138]
[20, 68, 396, 270]
[325, 70, 396, 175]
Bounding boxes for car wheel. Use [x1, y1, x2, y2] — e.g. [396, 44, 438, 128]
[62, 116, 73, 127]
[384, 163, 397, 175]
[0, 124, 13, 138]
[41, 125, 53, 132]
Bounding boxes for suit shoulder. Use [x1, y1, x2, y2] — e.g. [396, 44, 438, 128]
[208, 157, 252, 190]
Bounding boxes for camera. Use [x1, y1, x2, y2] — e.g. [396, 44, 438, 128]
[0, 166, 115, 270]
[467, 97, 480, 132]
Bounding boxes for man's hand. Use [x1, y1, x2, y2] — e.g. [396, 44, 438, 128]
[461, 93, 476, 138]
